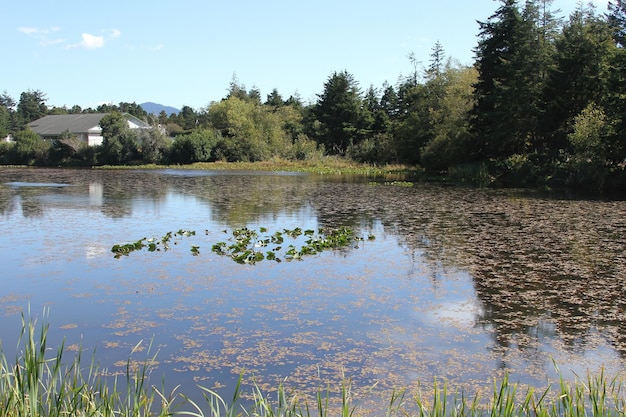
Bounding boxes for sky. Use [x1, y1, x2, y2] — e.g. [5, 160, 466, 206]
[1, 0, 609, 111]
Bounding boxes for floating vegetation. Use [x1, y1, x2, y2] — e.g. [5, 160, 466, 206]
[7, 311, 626, 417]
[369, 180, 414, 187]
[212, 226, 374, 264]
[112, 226, 373, 263]
[111, 229, 196, 258]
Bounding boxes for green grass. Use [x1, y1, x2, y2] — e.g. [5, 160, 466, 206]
[95, 157, 418, 177]
[3, 310, 626, 416]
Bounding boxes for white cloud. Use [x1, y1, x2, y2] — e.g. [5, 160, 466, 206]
[20, 26, 118, 50]
[79, 33, 105, 49]
[19, 26, 65, 47]
[18, 27, 38, 35]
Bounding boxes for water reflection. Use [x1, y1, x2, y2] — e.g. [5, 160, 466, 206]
[0, 168, 625, 404]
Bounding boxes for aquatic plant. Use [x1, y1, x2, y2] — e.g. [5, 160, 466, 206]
[111, 229, 196, 258]
[3, 311, 626, 416]
[211, 226, 375, 264]
[113, 226, 373, 263]
[369, 180, 414, 187]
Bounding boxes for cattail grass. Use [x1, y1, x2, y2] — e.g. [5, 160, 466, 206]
[2, 310, 626, 416]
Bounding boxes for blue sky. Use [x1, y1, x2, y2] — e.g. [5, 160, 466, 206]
[2, 0, 608, 111]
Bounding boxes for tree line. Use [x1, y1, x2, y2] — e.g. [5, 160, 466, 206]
[1, 0, 626, 194]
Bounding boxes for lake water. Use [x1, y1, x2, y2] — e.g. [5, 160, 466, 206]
[1, 167, 625, 410]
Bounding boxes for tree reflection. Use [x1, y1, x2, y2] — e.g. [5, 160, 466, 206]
[2, 167, 626, 365]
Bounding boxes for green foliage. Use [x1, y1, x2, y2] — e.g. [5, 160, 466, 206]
[16, 89, 47, 126]
[568, 103, 612, 156]
[208, 96, 293, 162]
[212, 226, 373, 264]
[11, 129, 51, 165]
[4, 0, 626, 195]
[112, 226, 372, 263]
[137, 126, 171, 164]
[98, 112, 140, 164]
[0, 141, 12, 163]
[0, 105, 9, 139]
[313, 71, 365, 154]
[544, 5, 615, 152]
[111, 229, 196, 258]
[169, 129, 220, 163]
[287, 133, 324, 161]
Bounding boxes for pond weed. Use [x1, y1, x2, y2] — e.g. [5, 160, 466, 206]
[4, 311, 626, 416]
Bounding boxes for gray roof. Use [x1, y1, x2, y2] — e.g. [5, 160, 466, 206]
[28, 114, 108, 136]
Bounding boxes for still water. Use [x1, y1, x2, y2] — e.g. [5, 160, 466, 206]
[1, 168, 625, 407]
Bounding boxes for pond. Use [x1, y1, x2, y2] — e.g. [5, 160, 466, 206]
[1, 167, 625, 410]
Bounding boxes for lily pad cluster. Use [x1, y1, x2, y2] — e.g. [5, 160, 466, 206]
[212, 226, 375, 264]
[112, 226, 374, 263]
[111, 229, 196, 258]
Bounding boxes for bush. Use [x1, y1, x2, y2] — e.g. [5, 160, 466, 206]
[169, 129, 221, 163]
[11, 129, 52, 165]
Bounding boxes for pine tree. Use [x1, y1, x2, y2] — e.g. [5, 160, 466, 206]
[544, 4, 614, 152]
[608, 0, 626, 47]
[471, 0, 526, 158]
[313, 71, 363, 154]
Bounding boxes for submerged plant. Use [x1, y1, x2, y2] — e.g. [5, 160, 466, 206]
[4, 311, 626, 416]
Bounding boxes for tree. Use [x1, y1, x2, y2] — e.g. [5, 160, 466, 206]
[471, 0, 559, 159]
[606, 0, 626, 162]
[472, 0, 524, 158]
[426, 40, 445, 80]
[137, 127, 170, 163]
[544, 4, 615, 151]
[0, 91, 16, 110]
[207, 96, 292, 161]
[380, 82, 399, 121]
[392, 82, 430, 164]
[608, 0, 626, 47]
[313, 70, 364, 154]
[265, 88, 284, 109]
[421, 65, 479, 172]
[13, 128, 51, 165]
[118, 102, 148, 119]
[0, 106, 10, 139]
[17, 90, 47, 125]
[169, 129, 219, 163]
[177, 105, 198, 131]
[99, 112, 139, 164]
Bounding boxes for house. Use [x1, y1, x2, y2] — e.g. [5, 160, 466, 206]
[27, 113, 151, 146]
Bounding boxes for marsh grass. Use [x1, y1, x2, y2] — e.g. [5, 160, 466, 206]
[96, 158, 416, 177]
[3, 311, 626, 416]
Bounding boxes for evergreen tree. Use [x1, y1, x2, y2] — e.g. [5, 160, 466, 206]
[544, 4, 614, 152]
[313, 71, 363, 154]
[607, 1, 626, 163]
[471, 0, 525, 158]
[608, 0, 626, 47]
[17, 90, 47, 126]
[265, 88, 284, 109]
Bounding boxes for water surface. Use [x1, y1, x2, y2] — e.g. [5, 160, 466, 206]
[1, 167, 625, 408]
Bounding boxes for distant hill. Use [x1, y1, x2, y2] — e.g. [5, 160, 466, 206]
[140, 102, 180, 116]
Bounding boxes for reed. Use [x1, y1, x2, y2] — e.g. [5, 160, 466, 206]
[2, 311, 626, 416]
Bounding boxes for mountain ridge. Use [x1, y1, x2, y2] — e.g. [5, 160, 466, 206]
[140, 102, 180, 116]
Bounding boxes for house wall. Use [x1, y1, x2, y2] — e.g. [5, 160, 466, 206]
[87, 133, 103, 146]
